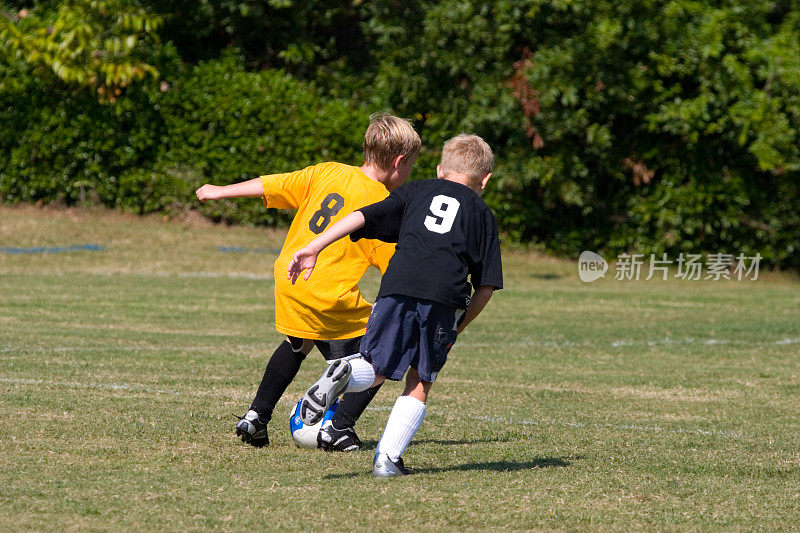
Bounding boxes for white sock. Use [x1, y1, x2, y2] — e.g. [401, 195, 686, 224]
[376, 395, 426, 462]
[345, 357, 376, 393]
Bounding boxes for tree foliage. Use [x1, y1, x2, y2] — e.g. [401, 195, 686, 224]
[0, 0, 163, 101]
[506, 0, 800, 266]
[1, 0, 799, 268]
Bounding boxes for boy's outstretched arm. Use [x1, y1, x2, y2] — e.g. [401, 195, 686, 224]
[196, 178, 264, 202]
[287, 211, 366, 284]
[457, 285, 495, 334]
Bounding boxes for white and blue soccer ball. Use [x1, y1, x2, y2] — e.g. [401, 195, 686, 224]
[289, 398, 339, 449]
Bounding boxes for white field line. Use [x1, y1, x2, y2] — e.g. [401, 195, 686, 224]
[2, 336, 797, 357]
[0, 377, 744, 440]
[0, 345, 259, 355]
[0, 346, 156, 354]
[2, 272, 795, 347]
[0, 377, 183, 396]
[0, 270, 272, 280]
[459, 336, 800, 349]
[469, 414, 742, 439]
[2, 337, 797, 357]
[176, 272, 272, 280]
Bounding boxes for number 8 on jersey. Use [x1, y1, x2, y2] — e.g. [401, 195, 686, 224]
[309, 193, 345, 234]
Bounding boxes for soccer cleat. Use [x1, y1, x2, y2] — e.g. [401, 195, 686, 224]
[235, 409, 269, 448]
[300, 359, 352, 426]
[373, 452, 411, 477]
[318, 420, 362, 452]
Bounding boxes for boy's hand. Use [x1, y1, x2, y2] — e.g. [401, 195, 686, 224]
[286, 211, 365, 284]
[456, 285, 495, 334]
[196, 184, 222, 202]
[287, 247, 319, 284]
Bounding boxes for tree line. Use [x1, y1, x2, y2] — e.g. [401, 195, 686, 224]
[1, 0, 798, 269]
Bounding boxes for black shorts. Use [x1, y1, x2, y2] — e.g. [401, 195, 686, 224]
[360, 295, 459, 382]
[287, 335, 362, 361]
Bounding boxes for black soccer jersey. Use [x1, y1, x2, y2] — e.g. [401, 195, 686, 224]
[351, 178, 503, 309]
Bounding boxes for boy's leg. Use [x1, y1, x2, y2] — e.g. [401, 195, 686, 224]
[250, 337, 314, 416]
[401, 367, 433, 402]
[330, 383, 385, 429]
[301, 294, 415, 426]
[237, 337, 313, 447]
[320, 383, 384, 452]
[312, 336, 384, 451]
[373, 369, 431, 477]
[376, 369, 431, 459]
[299, 356, 380, 425]
[373, 299, 456, 476]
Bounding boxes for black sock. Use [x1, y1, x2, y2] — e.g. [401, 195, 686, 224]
[332, 383, 383, 429]
[249, 340, 306, 421]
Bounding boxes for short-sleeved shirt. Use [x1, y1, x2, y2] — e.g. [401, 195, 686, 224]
[261, 162, 395, 340]
[351, 178, 503, 309]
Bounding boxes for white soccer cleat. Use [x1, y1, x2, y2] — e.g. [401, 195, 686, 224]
[300, 359, 352, 425]
[373, 452, 411, 477]
[319, 419, 362, 452]
[235, 409, 269, 448]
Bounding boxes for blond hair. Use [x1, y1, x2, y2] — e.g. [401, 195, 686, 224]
[363, 112, 421, 172]
[439, 134, 494, 187]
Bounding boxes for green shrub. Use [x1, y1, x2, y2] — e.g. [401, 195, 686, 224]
[0, 59, 165, 206]
[3, 0, 800, 270]
[0, 53, 366, 226]
[156, 54, 366, 225]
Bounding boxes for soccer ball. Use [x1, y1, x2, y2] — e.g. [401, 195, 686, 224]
[289, 398, 339, 449]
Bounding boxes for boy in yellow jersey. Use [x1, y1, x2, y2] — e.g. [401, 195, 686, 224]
[195, 113, 421, 449]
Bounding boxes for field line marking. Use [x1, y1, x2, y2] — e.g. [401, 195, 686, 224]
[0, 244, 105, 254]
[3, 336, 797, 357]
[459, 336, 800, 349]
[0, 378, 745, 440]
[468, 414, 742, 439]
[0, 270, 273, 280]
[218, 246, 280, 254]
[0, 377, 183, 396]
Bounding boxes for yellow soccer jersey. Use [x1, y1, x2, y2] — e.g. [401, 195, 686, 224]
[261, 161, 395, 340]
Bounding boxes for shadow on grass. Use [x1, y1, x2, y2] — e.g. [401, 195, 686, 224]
[415, 455, 577, 474]
[323, 455, 578, 479]
[357, 436, 511, 451]
[529, 273, 564, 280]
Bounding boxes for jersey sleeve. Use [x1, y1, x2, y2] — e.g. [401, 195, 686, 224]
[260, 165, 315, 210]
[367, 241, 396, 273]
[471, 213, 504, 290]
[350, 189, 405, 243]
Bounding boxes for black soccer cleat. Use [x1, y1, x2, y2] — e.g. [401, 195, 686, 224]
[300, 359, 352, 426]
[318, 420, 362, 452]
[373, 452, 411, 477]
[235, 410, 269, 448]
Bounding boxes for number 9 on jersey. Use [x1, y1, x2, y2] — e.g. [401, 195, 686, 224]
[424, 195, 460, 234]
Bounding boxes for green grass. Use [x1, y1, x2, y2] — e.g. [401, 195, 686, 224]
[1, 205, 799, 531]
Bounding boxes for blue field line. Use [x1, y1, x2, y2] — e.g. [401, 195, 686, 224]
[0, 244, 105, 254]
[218, 246, 281, 254]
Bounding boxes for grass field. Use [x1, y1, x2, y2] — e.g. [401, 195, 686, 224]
[1, 204, 799, 531]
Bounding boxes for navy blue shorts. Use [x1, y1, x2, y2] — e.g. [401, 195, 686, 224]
[360, 295, 460, 382]
[287, 335, 361, 361]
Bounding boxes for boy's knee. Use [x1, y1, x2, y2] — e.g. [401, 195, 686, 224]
[404, 387, 429, 404]
[287, 336, 314, 355]
[402, 372, 431, 401]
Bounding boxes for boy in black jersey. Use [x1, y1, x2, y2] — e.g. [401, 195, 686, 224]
[288, 134, 503, 477]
